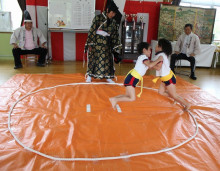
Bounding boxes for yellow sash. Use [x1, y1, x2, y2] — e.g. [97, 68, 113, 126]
[152, 70, 176, 83]
[125, 69, 143, 97]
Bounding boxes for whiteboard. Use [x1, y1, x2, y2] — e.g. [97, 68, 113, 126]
[48, 0, 95, 30]
[0, 11, 12, 32]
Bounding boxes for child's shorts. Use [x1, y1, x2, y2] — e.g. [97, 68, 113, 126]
[162, 75, 176, 86]
[124, 73, 140, 87]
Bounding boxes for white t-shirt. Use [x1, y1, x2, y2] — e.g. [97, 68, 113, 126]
[155, 52, 171, 77]
[134, 55, 149, 76]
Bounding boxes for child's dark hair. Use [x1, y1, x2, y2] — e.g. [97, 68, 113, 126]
[137, 42, 150, 55]
[158, 38, 172, 56]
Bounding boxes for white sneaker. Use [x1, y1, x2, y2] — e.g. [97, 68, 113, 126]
[86, 76, 92, 83]
[106, 79, 115, 83]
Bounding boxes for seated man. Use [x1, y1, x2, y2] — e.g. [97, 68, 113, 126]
[10, 10, 47, 69]
[170, 24, 201, 80]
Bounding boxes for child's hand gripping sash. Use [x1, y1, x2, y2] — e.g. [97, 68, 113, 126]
[152, 70, 176, 83]
[126, 69, 143, 97]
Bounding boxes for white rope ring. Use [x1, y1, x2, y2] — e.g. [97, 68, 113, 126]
[8, 82, 198, 161]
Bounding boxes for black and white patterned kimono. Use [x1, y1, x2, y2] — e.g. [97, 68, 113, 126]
[85, 12, 122, 79]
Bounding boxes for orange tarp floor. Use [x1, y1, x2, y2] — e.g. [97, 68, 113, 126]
[0, 73, 219, 170]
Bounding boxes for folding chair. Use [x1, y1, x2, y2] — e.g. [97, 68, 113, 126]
[175, 59, 191, 76]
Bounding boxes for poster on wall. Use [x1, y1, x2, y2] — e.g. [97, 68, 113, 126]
[158, 4, 216, 44]
[48, 0, 95, 30]
[0, 12, 12, 32]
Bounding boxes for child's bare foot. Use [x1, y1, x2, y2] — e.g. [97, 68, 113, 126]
[184, 103, 191, 111]
[109, 97, 117, 110]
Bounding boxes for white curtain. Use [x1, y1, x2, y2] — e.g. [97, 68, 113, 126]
[181, 0, 220, 6]
[1, 0, 22, 30]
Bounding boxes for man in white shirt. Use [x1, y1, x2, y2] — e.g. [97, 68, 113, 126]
[10, 10, 47, 69]
[170, 24, 201, 80]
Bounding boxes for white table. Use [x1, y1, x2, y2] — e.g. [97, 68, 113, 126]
[151, 40, 216, 67]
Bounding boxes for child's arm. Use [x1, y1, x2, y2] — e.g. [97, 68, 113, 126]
[152, 61, 162, 71]
[144, 56, 163, 68]
[152, 56, 163, 71]
[143, 59, 150, 67]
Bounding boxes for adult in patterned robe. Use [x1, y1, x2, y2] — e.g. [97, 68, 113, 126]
[85, 3, 122, 83]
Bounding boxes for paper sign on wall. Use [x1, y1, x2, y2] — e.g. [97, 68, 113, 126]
[48, 0, 95, 30]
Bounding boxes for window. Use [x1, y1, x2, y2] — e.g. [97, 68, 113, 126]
[189, 5, 211, 9]
[180, 3, 190, 7]
[181, 0, 220, 6]
[1, 0, 22, 30]
[213, 6, 220, 41]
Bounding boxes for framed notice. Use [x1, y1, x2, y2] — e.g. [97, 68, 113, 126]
[48, 0, 95, 30]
